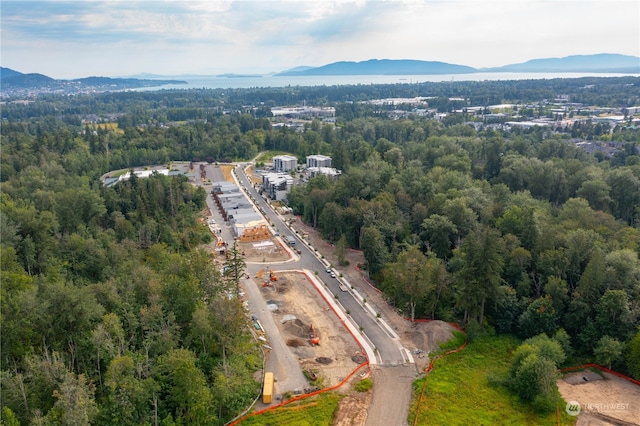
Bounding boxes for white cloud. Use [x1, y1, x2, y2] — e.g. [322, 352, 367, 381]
[1, 0, 638, 78]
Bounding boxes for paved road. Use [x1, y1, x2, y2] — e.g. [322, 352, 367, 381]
[192, 162, 417, 425]
[234, 165, 408, 366]
[199, 164, 309, 396]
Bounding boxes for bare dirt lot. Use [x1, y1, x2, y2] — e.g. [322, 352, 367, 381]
[558, 372, 640, 426]
[237, 238, 291, 263]
[258, 270, 364, 389]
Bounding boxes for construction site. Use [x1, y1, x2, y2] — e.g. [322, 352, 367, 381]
[255, 269, 365, 389]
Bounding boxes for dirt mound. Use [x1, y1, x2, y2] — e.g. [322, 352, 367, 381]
[351, 354, 367, 364]
[283, 318, 310, 339]
[333, 392, 371, 426]
[316, 357, 333, 365]
[404, 320, 458, 352]
[286, 338, 305, 347]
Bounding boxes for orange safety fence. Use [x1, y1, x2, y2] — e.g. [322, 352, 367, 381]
[229, 270, 372, 425]
[229, 361, 369, 425]
[355, 263, 383, 295]
[411, 321, 468, 426]
[558, 363, 640, 386]
[301, 271, 368, 356]
[411, 331, 640, 426]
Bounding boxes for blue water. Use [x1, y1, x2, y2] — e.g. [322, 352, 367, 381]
[137, 72, 640, 91]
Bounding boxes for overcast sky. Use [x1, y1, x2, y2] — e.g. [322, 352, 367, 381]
[1, 0, 639, 79]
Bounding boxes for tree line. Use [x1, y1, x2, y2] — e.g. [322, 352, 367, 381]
[1, 166, 258, 424]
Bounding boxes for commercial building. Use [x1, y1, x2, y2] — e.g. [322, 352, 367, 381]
[271, 106, 336, 120]
[210, 180, 266, 238]
[306, 155, 332, 169]
[262, 172, 294, 201]
[272, 155, 298, 172]
[307, 167, 342, 180]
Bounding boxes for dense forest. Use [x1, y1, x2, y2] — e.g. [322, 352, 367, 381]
[2, 77, 640, 424]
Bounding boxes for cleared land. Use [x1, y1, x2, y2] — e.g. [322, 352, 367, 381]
[558, 371, 640, 425]
[257, 270, 364, 389]
[408, 335, 576, 425]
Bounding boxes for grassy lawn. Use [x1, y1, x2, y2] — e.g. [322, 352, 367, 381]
[239, 392, 341, 426]
[409, 334, 576, 425]
[255, 151, 295, 164]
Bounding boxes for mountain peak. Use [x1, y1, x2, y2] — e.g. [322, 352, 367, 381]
[276, 59, 476, 76]
[485, 53, 640, 73]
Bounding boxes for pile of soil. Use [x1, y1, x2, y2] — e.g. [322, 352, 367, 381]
[333, 392, 372, 426]
[286, 338, 305, 347]
[404, 321, 457, 352]
[316, 357, 333, 364]
[351, 354, 367, 364]
[283, 318, 310, 339]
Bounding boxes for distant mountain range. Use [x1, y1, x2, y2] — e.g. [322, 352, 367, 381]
[276, 59, 476, 76]
[0, 67, 186, 94]
[482, 53, 640, 73]
[1, 54, 638, 94]
[276, 54, 640, 76]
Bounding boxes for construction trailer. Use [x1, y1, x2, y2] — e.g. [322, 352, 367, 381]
[262, 372, 274, 404]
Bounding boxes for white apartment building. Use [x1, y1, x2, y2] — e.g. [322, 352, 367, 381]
[306, 154, 332, 169]
[272, 155, 298, 172]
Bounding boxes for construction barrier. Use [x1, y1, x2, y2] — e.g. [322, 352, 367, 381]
[229, 361, 369, 425]
[355, 263, 383, 295]
[300, 271, 368, 359]
[411, 321, 468, 426]
[558, 363, 640, 386]
[228, 270, 372, 425]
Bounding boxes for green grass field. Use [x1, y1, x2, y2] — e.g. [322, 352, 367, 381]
[255, 151, 294, 164]
[409, 334, 577, 425]
[239, 393, 341, 426]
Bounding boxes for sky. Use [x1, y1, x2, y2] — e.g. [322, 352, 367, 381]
[1, 0, 639, 79]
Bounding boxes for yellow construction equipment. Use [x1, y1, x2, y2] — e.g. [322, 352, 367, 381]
[262, 372, 274, 404]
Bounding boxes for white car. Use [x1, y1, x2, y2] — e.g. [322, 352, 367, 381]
[325, 268, 331, 273]
[330, 272, 336, 278]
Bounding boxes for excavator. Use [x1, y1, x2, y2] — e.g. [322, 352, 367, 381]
[268, 270, 278, 281]
[309, 324, 320, 345]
